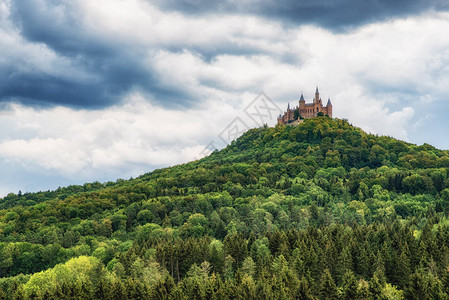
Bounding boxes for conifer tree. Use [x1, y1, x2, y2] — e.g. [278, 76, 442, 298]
[223, 255, 235, 281]
[372, 251, 387, 285]
[241, 256, 256, 278]
[341, 270, 359, 299]
[319, 268, 338, 299]
[238, 274, 257, 300]
[152, 275, 175, 300]
[394, 249, 411, 288]
[297, 276, 315, 300]
[368, 275, 383, 300]
[336, 246, 353, 284]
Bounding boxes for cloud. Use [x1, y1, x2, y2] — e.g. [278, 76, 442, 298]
[0, 88, 284, 195]
[4, 0, 292, 108]
[0, 94, 248, 182]
[153, 0, 449, 30]
[0, 97, 205, 173]
[3, 0, 189, 108]
[2, 0, 449, 195]
[3, 0, 449, 110]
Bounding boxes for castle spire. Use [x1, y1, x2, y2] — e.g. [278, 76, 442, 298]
[300, 92, 305, 101]
[287, 102, 290, 110]
[315, 86, 319, 103]
[316, 86, 319, 94]
[327, 98, 332, 106]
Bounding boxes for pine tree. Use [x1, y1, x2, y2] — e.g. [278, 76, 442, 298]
[368, 275, 383, 299]
[336, 246, 353, 284]
[394, 248, 411, 288]
[372, 251, 387, 285]
[241, 256, 256, 278]
[341, 270, 359, 299]
[441, 266, 449, 292]
[405, 268, 448, 300]
[238, 274, 257, 300]
[319, 269, 338, 299]
[357, 279, 371, 299]
[223, 255, 235, 281]
[296, 276, 315, 300]
[405, 269, 432, 300]
[152, 276, 175, 300]
[356, 241, 372, 279]
[223, 233, 247, 267]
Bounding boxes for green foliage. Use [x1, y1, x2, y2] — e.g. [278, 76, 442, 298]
[1, 118, 449, 298]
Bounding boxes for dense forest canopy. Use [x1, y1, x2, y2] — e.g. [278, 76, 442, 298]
[1, 117, 449, 299]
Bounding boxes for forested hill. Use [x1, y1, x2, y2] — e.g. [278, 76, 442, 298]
[2, 117, 449, 299]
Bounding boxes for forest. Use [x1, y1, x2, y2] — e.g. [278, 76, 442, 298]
[1, 117, 449, 299]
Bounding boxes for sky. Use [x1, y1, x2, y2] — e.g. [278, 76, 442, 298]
[1, 0, 449, 196]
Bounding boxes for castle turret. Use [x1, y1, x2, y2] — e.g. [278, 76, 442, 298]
[326, 98, 333, 118]
[299, 93, 305, 108]
[315, 86, 319, 103]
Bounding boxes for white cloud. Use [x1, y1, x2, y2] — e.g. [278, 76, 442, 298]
[0, 94, 248, 184]
[78, 0, 286, 56]
[2, 3, 449, 195]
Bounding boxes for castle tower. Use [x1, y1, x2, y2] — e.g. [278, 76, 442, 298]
[299, 93, 305, 108]
[326, 98, 333, 118]
[286, 103, 292, 122]
[314, 86, 319, 104]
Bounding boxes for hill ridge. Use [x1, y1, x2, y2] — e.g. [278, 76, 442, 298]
[1, 116, 449, 298]
[2, 117, 448, 208]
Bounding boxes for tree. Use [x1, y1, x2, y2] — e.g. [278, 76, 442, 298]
[238, 274, 257, 299]
[405, 268, 447, 300]
[341, 271, 359, 299]
[296, 277, 315, 300]
[294, 109, 300, 120]
[241, 257, 256, 278]
[223, 255, 235, 280]
[319, 269, 338, 299]
[223, 233, 247, 267]
[209, 239, 225, 274]
[369, 275, 383, 299]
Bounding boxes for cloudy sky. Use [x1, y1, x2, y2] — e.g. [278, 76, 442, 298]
[1, 0, 449, 196]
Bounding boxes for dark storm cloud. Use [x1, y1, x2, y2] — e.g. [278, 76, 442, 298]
[154, 0, 449, 29]
[2, 0, 193, 109]
[0, 51, 187, 109]
[4, 0, 448, 109]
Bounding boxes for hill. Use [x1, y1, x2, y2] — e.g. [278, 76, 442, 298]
[1, 117, 449, 299]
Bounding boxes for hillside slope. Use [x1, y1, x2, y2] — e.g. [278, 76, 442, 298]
[1, 117, 449, 299]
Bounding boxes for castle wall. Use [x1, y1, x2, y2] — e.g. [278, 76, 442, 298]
[298, 102, 330, 118]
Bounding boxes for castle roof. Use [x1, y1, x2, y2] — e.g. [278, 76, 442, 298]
[316, 86, 319, 94]
[300, 93, 305, 101]
[327, 98, 332, 106]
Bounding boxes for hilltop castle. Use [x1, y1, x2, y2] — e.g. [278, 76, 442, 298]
[277, 87, 332, 125]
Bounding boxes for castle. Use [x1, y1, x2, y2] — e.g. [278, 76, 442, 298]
[277, 87, 332, 125]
